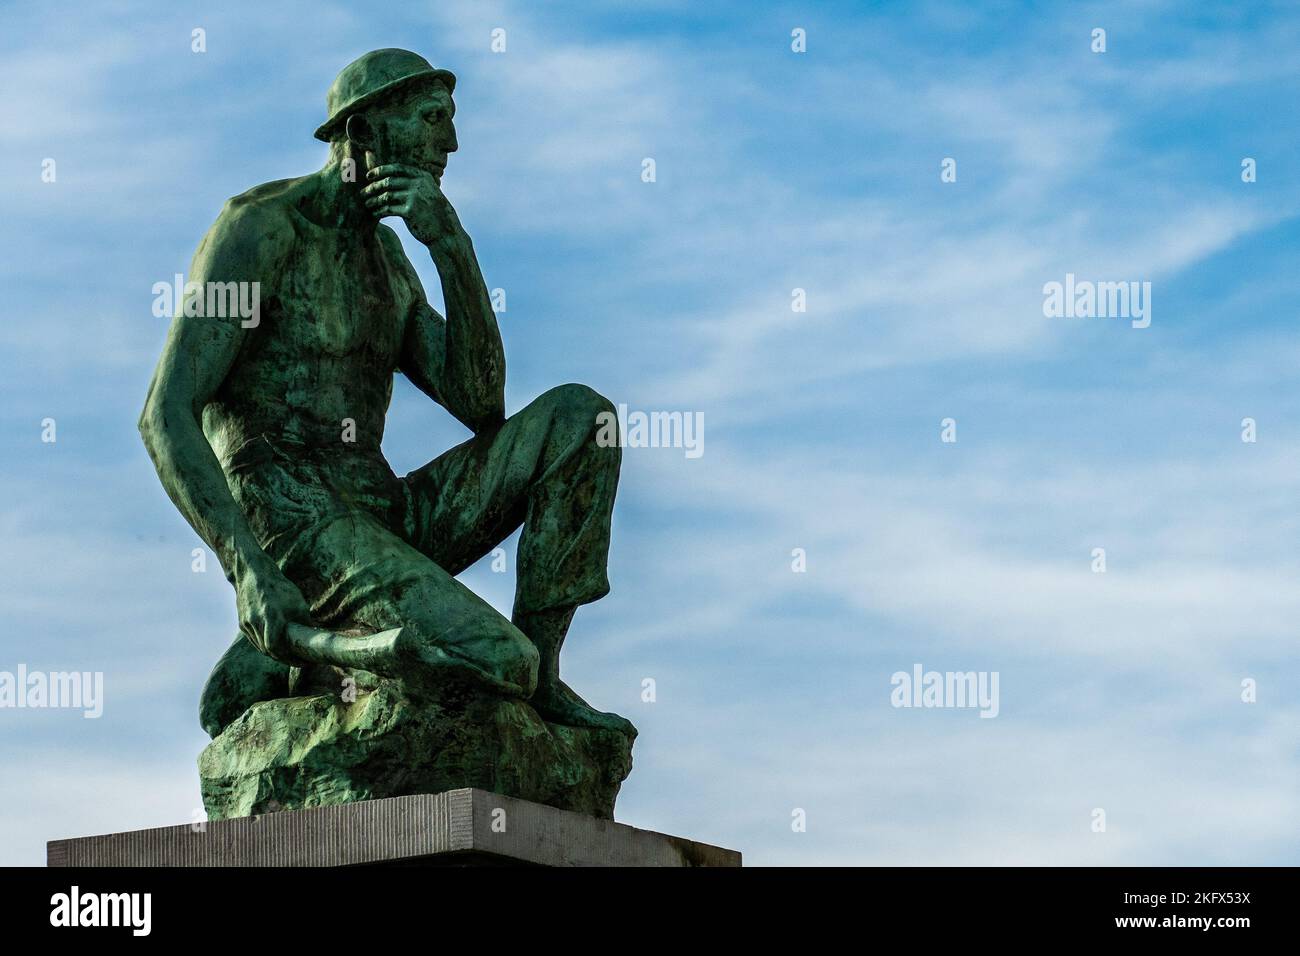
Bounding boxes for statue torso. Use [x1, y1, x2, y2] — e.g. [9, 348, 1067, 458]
[204, 181, 417, 468]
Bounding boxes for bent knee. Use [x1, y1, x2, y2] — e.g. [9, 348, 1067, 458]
[542, 383, 620, 462]
[544, 383, 616, 426]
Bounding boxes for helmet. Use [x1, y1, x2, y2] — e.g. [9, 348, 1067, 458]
[313, 49, 456, 142]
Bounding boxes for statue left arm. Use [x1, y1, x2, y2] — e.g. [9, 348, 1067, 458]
[369, 165, 506, 434]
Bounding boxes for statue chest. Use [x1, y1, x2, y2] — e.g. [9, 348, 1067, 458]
[278, 238, 408, 363]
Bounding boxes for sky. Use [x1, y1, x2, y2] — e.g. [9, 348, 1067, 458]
[1, 0, 1298, 865]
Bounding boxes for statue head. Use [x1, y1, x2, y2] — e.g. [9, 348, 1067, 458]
[316, 49, 458, 182]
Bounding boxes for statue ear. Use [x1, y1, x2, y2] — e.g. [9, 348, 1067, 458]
[344, 113, 375, 151]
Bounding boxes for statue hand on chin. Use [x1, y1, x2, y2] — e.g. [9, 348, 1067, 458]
[363, 162, 463, 248]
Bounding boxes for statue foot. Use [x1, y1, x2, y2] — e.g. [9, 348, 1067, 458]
[530, 679, 637, 738]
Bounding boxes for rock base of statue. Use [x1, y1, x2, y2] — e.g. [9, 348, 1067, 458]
[48, 789, 741, 867]
[198, 678, 634, 821]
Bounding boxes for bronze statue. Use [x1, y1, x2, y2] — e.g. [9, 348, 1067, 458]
[140, 50, 635, 818]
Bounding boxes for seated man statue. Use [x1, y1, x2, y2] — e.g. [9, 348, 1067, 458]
[139, 49, 633, 738]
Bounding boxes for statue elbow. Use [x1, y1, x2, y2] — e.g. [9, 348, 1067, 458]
[137, 392, 182, 453]
[137, 399, 157, 442]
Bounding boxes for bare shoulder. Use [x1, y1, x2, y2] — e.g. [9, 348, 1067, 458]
[196, 178, 308, 274]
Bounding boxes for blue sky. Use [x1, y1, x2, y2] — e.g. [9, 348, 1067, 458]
[2, 0, 1298, 865]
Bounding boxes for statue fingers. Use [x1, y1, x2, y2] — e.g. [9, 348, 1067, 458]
[367, 162, 423, 180]
[364, 190, 409, 213]
[362, 176, 408, 196]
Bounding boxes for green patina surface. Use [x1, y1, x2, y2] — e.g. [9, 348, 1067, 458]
[141, 50, 635, 819]
[200, 670, 632, 821]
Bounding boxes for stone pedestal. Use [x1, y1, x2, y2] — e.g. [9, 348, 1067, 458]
[47, 789, 741, 867]
[199, 679, 633, 821]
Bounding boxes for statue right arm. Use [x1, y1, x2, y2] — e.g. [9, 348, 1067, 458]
[138, 201, 310, 662]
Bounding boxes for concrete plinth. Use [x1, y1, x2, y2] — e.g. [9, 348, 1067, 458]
[47, 789, 741, 867]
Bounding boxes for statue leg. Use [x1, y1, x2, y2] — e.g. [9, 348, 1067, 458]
[199, 632, 290, 738]
[512, 605, 635, 736]
[225, 444, 539, 698]
[275, 509, 540, 698]
[403, 384, 634, 736]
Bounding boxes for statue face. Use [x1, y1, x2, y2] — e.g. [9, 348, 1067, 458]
[366, 86, 458, 183]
